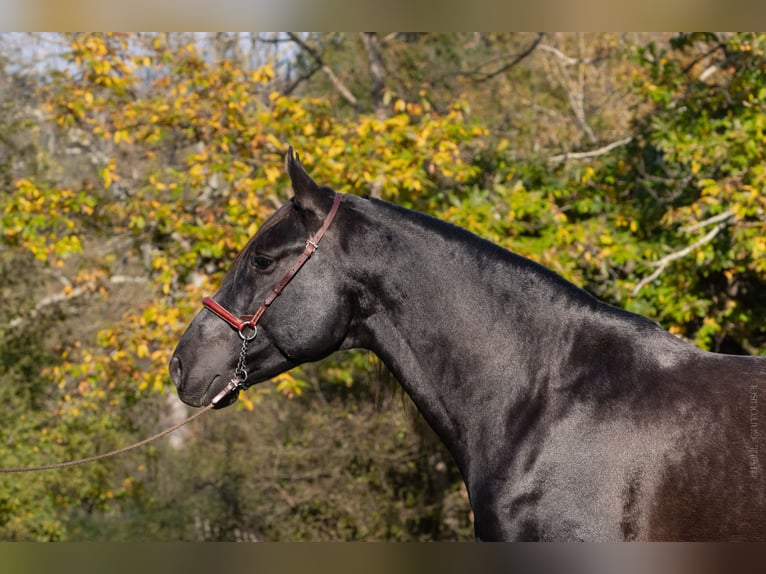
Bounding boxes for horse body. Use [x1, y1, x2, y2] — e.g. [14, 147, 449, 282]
[170, 150, 766, 541]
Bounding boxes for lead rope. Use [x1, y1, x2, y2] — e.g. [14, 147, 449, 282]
[0, 346, 249, 474]
[0, 404, 215, 473]
[1, 192, 339, 474]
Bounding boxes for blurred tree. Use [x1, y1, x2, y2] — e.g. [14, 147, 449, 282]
[0, 31, 763, 542]
[620, 32, 766, 352]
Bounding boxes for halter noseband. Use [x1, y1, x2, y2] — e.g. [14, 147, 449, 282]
[202, 193, 343, 403]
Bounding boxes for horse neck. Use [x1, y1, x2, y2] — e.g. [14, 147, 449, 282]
[342, 198, 600, 474]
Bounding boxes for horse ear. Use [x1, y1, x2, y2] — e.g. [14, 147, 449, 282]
[285, 146, 332, 216]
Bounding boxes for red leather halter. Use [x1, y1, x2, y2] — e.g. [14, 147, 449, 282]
[202, 192, 343, 339]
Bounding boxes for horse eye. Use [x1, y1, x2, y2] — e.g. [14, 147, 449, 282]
[253, 255, 273, 270]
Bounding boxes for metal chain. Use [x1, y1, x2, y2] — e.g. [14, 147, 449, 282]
[234, 336, 250, 385]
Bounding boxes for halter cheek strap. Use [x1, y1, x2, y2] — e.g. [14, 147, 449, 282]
[203, 192, 342, 332]
[201, 193, 343, 400]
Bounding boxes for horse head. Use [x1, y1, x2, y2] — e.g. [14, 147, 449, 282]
[169, 148, 353, 408]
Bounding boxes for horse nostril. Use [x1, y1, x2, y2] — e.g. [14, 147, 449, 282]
[169, 355, 183, 389]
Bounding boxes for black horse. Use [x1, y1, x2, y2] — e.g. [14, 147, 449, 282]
[170, 148, 766, 541]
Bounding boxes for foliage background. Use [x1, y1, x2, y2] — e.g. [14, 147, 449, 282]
[0, 32, 764, 541]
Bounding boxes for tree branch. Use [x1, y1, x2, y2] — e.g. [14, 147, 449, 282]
[286, 32, 360, 110]
[478, 32, 544, 81]
[681, 40, 726, 75]
[548, 136, 632, 164]
[432, 33, 544, 84]
[282, 64, 321, 96]
[632, 221, 729, 296]
[7, 275, 149, 329]
[360, 32, 387, 119]
[538, 43, 596, 66]
[679, 209, 734, 233]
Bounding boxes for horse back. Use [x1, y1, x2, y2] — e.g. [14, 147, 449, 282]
[644, 352, 766, 540]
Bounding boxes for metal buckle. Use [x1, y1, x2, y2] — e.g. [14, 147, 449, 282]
[211, 378, 242, 405]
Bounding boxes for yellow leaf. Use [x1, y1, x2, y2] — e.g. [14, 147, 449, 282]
[240, 394, 255, 412]
[266, 134, 282, 149]
[253, 64, 274, 84]
[264, 165, 280, 184]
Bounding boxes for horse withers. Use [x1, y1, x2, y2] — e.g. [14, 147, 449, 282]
[170, 148, 766, 541]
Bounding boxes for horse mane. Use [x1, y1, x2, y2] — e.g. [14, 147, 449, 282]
[368, 196, 603, 310]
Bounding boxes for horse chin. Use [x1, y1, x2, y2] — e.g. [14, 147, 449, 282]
[205, 376, 241, 409]
[211, 390, 239, 409]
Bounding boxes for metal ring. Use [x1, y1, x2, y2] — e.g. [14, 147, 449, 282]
[238, 324, 257, 341]
[234, 367, 248, 383]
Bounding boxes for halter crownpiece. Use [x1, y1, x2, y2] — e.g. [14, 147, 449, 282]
[202, 192, 343, 399]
